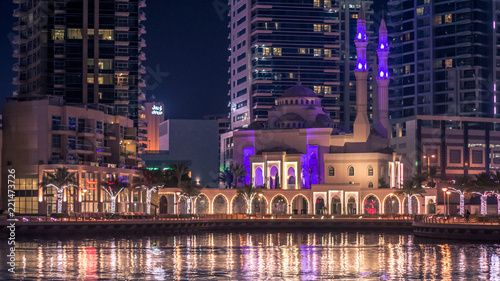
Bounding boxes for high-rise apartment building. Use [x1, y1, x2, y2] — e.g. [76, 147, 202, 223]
[387, 0, 499, 120]
[12, 0, 147, 126]
[228, 0, 374, 130]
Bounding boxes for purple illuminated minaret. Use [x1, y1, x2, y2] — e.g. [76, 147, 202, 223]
[353, 7, 370, 142]
[375, 19, 390, 139]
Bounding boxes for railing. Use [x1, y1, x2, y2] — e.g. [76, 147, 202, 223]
[415, 215, 500, 225]
[78, 127, 94, 134]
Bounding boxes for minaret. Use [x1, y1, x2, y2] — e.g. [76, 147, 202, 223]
[375, 18, 390, 139]
[353, 7, 370, 142]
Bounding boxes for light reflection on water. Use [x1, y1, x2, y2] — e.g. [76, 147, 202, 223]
[0, 231, 499, 280]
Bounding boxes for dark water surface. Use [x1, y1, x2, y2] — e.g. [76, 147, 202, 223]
[0, 230, 499, 280]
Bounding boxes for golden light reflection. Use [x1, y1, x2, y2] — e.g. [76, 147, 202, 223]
[6, 232, 500, 280]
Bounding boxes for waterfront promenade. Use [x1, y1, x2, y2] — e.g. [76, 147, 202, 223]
[2, 214, 499, 241]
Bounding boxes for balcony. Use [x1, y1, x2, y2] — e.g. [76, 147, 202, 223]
[97, 147, 112, 155]
[139, 11, 147, 21]
[78, 127, 95, 134]
[139, 0, 146, 8]
[139, 51, 146, 61]
[124, 135, 138, 142]
[139, 24, 146, 34]
[139, 65, 146, 74]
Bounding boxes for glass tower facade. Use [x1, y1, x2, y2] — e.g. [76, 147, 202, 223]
[387, 0, 499, 120]
[229, 0, 374, 130]
[12, 0, 147, 126]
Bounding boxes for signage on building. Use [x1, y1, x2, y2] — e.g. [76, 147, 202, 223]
[151, 105, 163, 115]
[152, 105, 163, 115]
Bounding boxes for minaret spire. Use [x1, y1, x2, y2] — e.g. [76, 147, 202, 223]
[375, 18, 390, 139]
[353, 6, 370, 142]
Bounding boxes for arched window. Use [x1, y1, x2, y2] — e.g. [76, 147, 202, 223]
[368, 182, 373, 188]
[328, 166, 334, 176]
[295, 100, 298, 104]
[301, 100, 304, 104]
[368, 166, 373, 176]
[293, 123, 296, 128]
[287, 123, 290, 128]
[306, 100, 309, 105]
[285, 100, 288, 105]
[348, 166, 354, 176]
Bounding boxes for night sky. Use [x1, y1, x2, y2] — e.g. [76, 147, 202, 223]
[0, 0, 385, 119]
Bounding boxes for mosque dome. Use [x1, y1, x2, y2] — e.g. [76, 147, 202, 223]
[281, 85, 317, 98]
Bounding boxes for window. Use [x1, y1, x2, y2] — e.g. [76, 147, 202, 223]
[368, 182, 373, 188]
[444, 14, 452, 23]
[237, 16, 246, 26]
[262, 47, 271, 55]
[67, 28, 82, 39]
[88, 29, 114, 40]
[434, 16, 442, 25]
[237, 28, 246, 37]
[348, 166, 354, 176]
[328, 166, 334, 176]
[449, 149, 461, 164]
[236, 100, 247, 109]
[96, 121, 103, 135]
[237, 52, 246, 61]
[324, 49, 331, 57]
[68, 117, 76, 131]
[52, 29, 65, 40]
[313, 24, 322, 32]
[368, 166, 373, 176]
[52, 116, 61, 130]
[273, 48, 282, 56]
[52, 135, 61, 148]
[472, 150, 483, 164]
[88, 59, 113, 70]
[313, 49, 322, 57]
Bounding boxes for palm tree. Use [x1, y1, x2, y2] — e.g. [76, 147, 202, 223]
[102, 175, 129, 213]
[230, 163, 247, 188]
[40, 167, 78, 214]
[426, 166, 438, 188]
[178, 181, 202, 214]
[471, 172, 494, 216]
[170, 163, 190, 188]
[378, 178, 389, 189]
[236, 184, 261, 214]
[217, 169, 233, 189]
[394, 175, 426, 215]
[448, 176, 473, 216]
[491, 171, 500, 215]
[136, 169, 165, 214]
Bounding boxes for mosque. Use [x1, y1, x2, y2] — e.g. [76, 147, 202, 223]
[159, 11, 438, 216]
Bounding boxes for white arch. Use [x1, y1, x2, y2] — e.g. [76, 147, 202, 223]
[361, 194, 381, 215]
[268, 194, 290, 214]
[212, 193, 230, 214]
[403, 195, 421, 214]
[194, 193, 210, 214]
[290, 193, 310, 214]
[381, 194, 401, 215]
[230, 194, 247, 214]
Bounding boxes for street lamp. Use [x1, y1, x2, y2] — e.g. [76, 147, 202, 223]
[446, 191, 451, 216]
[442, 187, 448, 216]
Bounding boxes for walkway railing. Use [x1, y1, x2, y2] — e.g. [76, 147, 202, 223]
[4, 214, 413, 223]
[415, 215, 500, 225]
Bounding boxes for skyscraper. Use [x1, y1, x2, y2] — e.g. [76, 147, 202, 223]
[12, 0, 147, 126]
[387, 0, 498, 120]
[228, 0, 374, 130]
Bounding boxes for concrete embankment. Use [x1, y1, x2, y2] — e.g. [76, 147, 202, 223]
[413, 221, 500, 242]
[1, 218, 412, 237]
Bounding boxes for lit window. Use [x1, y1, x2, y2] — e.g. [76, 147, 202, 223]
[416, 8, 424, 16]
[262, 47, 271, 55]
[314, 86, 322, 93]
[348, 166, 354, 176]
[323, 25, 331, 32]
[433, 16, 442, 25]
[324, 49, 331, 57]
[324, 86, 331, 94]
[314, 24, 322, 32]
[289, 73, 294, 78]
[368, 166, 373, 176]
[324, 0, 331, 8]
[352, 14, 358, 19]
[405, 65, 411, 74]
[445, 59, 453, 68]
[67, 28, 82, 39]
[313, 0, 320, 7]
[52, 29, 65, 40]
[444, 14, 452, 23]
[88, 29, 114, 40]
[313, 49, 322, 57]
[299, 48, 308, 54]
[88, 59, 113, 70]
[273, 48, 282, 56]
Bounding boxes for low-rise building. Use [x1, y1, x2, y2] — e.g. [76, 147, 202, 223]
[1, 97, 145, 215]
